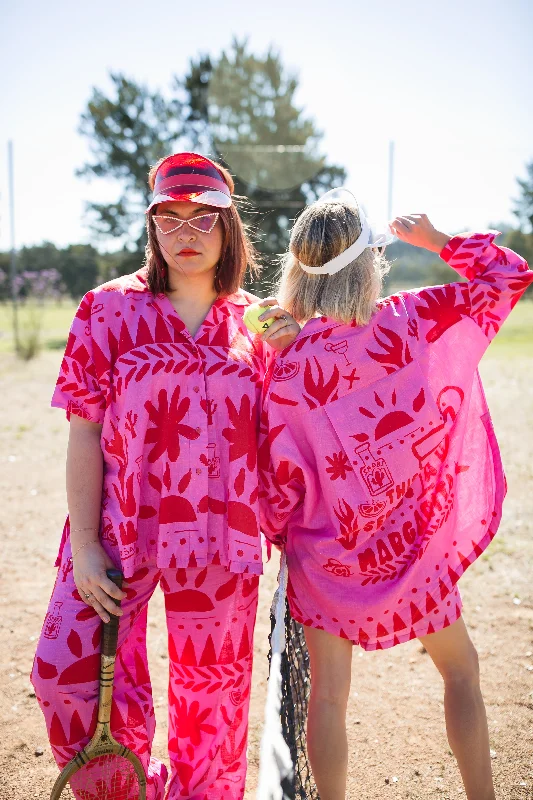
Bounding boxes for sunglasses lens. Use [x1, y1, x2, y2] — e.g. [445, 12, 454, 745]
[190, 213, 219, 233]
[154, 216, 182, 234]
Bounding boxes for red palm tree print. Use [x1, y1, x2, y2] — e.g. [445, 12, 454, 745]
[222, 395, 258, 471]
[144, 387, 199, 463]
[415, 284, 470, 343]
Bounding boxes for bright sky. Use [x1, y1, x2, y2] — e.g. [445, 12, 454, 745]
[1, 0, 532, 252]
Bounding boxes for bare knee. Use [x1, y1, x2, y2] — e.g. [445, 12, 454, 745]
[311, 678, 351, 711]
[304, 626, 352, 712]
[440, 643, 480, 688]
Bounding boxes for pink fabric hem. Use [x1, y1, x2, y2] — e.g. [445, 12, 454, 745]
[287, 512, 503, 650]
[289, 585, 463, 651]
[51, 396, 105, 425]
[54, 518, 263, 577]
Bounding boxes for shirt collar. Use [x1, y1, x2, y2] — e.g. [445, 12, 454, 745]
[132, 273, 251, 307]
[221, 290, 255, 307]
[299, 315, 346, 337]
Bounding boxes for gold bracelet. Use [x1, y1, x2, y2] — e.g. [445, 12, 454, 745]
[71, 540, 100, 559]
[71, 526, 99, 533]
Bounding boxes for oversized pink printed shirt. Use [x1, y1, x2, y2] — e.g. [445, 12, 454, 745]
[259, 232, 533, 646]
[52, 269, 269, 579]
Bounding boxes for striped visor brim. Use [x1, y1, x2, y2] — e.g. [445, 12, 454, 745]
[146, 153, 232, 212]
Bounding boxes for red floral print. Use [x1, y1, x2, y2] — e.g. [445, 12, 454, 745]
[260, 231, 532, 649]
[325, 450, 354, 481]
[145, 387, 199, 463]
[51, 273, 268, 577]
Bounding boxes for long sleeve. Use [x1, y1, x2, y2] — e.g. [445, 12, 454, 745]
[412, 231, 532, 346]
[257, 408, 306, 545]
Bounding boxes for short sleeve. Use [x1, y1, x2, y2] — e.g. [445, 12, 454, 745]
[51, 291, 109, 423]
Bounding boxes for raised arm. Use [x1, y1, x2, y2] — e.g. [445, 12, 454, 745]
[439, 230, 532, 340]
[390, 214, 532, 342]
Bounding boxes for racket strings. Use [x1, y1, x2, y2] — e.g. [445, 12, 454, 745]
[60, 754, 141, 800]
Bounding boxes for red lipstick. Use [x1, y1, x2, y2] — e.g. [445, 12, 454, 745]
[178, 248, 200, 257]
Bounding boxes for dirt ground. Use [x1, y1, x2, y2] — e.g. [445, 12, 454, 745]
[1, 349, 532, 799]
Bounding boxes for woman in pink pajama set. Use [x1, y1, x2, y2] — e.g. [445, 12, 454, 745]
[259, 193, 533, 800]
[31, 152, 298, 800]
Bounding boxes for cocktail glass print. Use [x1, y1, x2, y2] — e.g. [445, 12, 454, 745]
[325, 340, 351, 366]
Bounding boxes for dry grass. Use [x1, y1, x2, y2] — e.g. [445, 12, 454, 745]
[1, 302, 532, 799]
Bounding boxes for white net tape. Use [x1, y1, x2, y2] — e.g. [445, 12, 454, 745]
[256, 552, 294, 799]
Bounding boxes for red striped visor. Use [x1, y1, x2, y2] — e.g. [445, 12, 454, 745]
[146, 152, 232, 212]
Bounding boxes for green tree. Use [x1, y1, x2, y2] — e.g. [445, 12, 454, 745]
[510, 163, 533, 295]
[98, 248, 145, 283]
[1, 242, 100, 300]
[0, 251, 10, 301]
[18, 242, 63, 275]
[59, 245, 99, 299]
[78, 72, 184, 248]
[77, 44, 346, 290]
[514, 161, 533, 231]
[384, 240, 460, 293]
[183, 40, 346, 291]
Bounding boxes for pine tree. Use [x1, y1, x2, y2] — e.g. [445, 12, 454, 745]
[514, 161, 533, 232]
[77, 45, 346, 289]
[183, 40, 346, 291]
[78, 72, 183, 248]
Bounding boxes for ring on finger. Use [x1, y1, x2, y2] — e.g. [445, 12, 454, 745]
[84, 592, 92, 600]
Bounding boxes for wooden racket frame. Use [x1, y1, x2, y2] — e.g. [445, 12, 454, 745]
[50, 569, 147, 800]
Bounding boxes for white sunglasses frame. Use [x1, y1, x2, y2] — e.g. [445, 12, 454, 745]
[152, 212, 220, 235]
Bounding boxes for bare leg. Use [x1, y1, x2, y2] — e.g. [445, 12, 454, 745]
[419, 617, 495, 800]
[304, 626, 353, 800]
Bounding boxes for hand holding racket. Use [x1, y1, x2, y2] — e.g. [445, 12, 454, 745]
[50, 569, 146, 800]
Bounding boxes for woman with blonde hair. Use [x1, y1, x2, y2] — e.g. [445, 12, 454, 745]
[259, 189, 533, 799]
[31, 151, 298, 800]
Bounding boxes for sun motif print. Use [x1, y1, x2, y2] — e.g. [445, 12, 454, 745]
[259, 231, 533, 650]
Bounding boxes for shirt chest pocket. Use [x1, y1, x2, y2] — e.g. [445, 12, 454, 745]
[324, 362, 446, 500]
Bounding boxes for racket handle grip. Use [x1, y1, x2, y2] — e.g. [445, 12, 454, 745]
[102, 569, 124, 657]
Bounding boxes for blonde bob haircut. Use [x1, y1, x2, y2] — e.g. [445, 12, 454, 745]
[278, 200, 390, 326]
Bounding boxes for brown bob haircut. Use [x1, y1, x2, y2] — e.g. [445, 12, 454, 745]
[144, 157, 258, 295]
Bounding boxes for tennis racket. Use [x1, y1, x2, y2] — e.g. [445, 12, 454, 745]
[50, 569, 147, 800]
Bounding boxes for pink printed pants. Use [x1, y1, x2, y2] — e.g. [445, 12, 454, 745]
[31, 555, 259, 800]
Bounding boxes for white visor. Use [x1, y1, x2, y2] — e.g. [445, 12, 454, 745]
[298, 188, 395, 275]
[146, 189, 232, 213]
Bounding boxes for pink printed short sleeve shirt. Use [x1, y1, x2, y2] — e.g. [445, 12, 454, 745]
[52, 269, 269, 578]
[259, 232, 533, 648]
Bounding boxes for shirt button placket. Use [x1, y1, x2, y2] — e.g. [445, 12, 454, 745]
[190, 344, 208, 560]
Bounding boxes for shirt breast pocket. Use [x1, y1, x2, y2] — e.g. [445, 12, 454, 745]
[324, 362, 447, 500]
